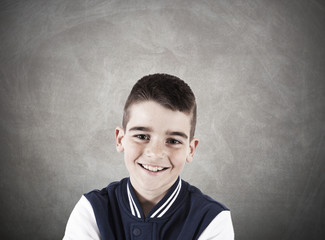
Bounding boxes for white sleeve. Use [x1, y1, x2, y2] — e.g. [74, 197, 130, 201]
[198, 211, 235, 240]
[63, 195, 101, 240]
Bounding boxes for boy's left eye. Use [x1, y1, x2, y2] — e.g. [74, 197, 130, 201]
[167, 139, 181, 145]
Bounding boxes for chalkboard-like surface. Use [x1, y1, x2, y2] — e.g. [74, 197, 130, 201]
[0, 0, 324, 239]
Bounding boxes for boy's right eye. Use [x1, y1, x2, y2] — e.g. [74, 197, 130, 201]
[134, 134, 150, 141]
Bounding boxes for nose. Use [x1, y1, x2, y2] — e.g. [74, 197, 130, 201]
[145, 139, 165, 159]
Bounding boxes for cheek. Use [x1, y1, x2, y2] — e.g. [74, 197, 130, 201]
[124, 141, 143, 161]
[170, 149, 188, 167]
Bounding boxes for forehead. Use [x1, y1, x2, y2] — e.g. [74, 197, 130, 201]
[126, 101, 192, 134]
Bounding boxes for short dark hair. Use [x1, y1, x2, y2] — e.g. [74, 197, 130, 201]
[122, 73, 197, 139]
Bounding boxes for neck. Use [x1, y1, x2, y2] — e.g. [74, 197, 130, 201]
[135, 190, 166, 217]
[130, 177, 176, 217]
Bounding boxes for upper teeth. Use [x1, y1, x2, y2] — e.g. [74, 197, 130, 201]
[142, 164, 164, 172]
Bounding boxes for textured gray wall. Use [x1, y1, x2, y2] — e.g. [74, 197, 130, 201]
[1, 0, 324, 239]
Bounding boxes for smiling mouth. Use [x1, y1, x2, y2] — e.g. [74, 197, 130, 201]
[139, 163, 169, 172]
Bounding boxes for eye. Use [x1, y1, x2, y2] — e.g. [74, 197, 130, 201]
[134, 134, 150, 141]
[166, 138, 182, 145]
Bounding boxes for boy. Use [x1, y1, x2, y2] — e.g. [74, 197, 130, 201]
[63, 73, 234, 239]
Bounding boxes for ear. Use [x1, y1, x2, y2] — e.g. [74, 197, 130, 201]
[115, 127, 125, 152]
[186, 137, 199, 163]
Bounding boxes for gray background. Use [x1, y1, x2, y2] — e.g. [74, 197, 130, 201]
[1, 0, 324, 239]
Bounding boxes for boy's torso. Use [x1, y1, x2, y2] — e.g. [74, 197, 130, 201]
[85, 177, 228, 240]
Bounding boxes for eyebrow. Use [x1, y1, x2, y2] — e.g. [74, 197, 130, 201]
[128, 126, 188, 139]
[166, 131, 188, 139]
[128, 126, 153, 132]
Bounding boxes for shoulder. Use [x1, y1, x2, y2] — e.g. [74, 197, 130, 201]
[63, 196, 100, 239]
[198, 211, 235, 240]
[64, 179, 127, 239]
[85, 179, 121, 196]
[184, 180, 229, 213]
[182, 181, 234, 239]
[84, 178, 126, 203]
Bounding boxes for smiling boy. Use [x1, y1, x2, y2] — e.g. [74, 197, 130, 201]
[63, 74, 234, 239]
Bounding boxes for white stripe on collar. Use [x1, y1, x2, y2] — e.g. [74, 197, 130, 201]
[127, 178, 182, 219]
[150, 178, 182, 218]
[127, 183, 141, 218]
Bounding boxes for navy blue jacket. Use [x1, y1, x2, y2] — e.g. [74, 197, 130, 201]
[85, 177, 229, 240]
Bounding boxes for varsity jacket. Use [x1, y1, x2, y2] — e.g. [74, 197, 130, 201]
[63, 177, 234, 239]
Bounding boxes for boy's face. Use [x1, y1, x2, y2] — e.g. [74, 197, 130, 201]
[115, 101, 199, 195]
